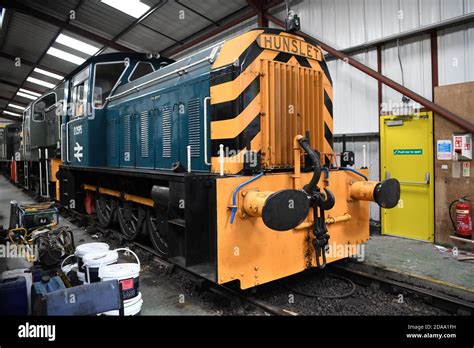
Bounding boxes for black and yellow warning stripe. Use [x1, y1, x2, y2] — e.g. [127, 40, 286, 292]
[210, 29, 334, 173]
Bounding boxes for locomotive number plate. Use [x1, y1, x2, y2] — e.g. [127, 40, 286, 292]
[257, 34, 322, 61]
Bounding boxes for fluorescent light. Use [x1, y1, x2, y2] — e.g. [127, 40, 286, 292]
[0, 8, 5, 30]
[101, 0, 150, 18]
[34, 68, 64, 80]
[3, 110, 21, 117]
[47, 47, 85, 65]
[19, 88, 41, 97]
[56, 34, 99, 55]
[9, 104, 25, 110]
[27, 77, 56, 89]
[17, 92, 37, 100]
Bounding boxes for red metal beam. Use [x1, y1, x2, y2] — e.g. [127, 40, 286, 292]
[266, 14, 474, 134]
[430, 31, 439, 100]
[263, 0, 285, 11]
[377, 45, 383, 115]
[247, 0, 268, 27]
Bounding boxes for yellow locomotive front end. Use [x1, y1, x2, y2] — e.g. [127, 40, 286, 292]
[210, 29, 400, 289]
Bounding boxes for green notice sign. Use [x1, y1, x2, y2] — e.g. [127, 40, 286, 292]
[393, 149, 423, 155]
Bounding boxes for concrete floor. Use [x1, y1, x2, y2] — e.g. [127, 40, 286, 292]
[0, 177, 34, 272]
[346, 234, 474, 301]
[0, 176, 214, 315]
[1, 176, 472, 312]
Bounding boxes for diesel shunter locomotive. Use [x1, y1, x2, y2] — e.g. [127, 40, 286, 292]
[4, 27, 400, 290]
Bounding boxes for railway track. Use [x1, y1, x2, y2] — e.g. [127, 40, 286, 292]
[60, 207, 292, 316]
[44, 203, 474, 316]
[329, 264, 474, 316]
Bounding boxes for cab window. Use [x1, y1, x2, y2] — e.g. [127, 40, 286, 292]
[93, 61, 127, 109]
[72, 79, 88, 118]
[71, 67, 89, 118]
[129, 62, 154, 82]
[33, 93, 56, 122]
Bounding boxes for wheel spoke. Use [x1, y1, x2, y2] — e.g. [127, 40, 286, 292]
[147, 208, 168, 257]
[96, 194, 116, 228]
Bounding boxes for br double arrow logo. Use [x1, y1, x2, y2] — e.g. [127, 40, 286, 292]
[74, 142, 83, 162]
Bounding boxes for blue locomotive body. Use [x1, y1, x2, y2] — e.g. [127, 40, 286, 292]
[64, 48, 218, 173]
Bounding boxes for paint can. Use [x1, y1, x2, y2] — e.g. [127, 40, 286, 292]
[83, 250, 119, 283]
[101, 292, 143, 316]
[74, 242, 109, 283]
[99, 248, 142, 315]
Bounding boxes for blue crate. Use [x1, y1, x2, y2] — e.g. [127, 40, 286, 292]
[0, 276, 28, 315]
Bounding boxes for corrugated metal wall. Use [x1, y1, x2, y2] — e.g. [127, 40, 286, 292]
[381, 34, 432, 112]
[275, 0, 474, 49]
[334, 135, 381, 221]
[271, 0, 474, 134]
[328, 50, 379, 134]
[268, 0, 474, 222]
[438, 22, 474, 85]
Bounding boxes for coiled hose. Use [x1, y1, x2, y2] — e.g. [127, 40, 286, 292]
[297, 137, 321, 194]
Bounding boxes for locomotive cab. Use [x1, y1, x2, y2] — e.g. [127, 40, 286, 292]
[0, 123, 22, 181]
[23, 89, 64, 161]
[62, 53, 174, 168]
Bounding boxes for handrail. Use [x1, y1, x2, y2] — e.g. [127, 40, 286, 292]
[60, 123, 65, 162]
[107, 56, 214, 102]
[203, 96, 211, 166]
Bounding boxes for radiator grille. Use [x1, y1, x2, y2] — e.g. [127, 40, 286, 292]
[109, 118, 116, 158]
[140, 110, 149, 158]
[162, 106, 172, 158]
[261, 60, 323, 168]
[188, 98, 200, 157]
[123, 114, 131, 156]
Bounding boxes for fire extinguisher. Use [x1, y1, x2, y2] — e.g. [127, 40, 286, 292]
[449, 196, 472, 239]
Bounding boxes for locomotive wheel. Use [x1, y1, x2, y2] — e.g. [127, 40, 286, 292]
[96, 194, 117, 227]
[84, 191, 96, 215]
[117, 200, 145, 241]
[146, 209, 168, 257]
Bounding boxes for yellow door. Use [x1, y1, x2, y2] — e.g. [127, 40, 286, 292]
[380, 112, 434, 242]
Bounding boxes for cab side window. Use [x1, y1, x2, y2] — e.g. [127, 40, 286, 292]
[73, 79, 88, 118]
[129, 62, 154, 82]
[33, 93, 56, 122]
[93, 62, 127, 108]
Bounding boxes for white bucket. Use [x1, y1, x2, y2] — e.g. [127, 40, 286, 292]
[102, 292, 143, 316]
[83, 250, 119, 284]
[74, 242, 110, 283]
[99, 248, 142, 316]
[77, 266, 85, 283]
